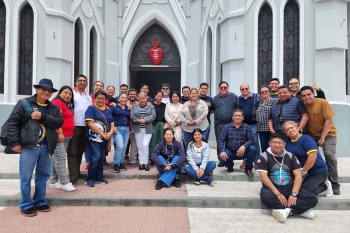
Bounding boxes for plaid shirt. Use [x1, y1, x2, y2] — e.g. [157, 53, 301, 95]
[256, 98, 278, 131]
[218, 123, 255, 153]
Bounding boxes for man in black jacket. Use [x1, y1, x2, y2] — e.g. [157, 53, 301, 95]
[7, 78, 63, 217]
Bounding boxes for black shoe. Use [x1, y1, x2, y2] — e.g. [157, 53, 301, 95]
[333, 186, 341, 195]
[227, 167, 234, 172]
[218, 161, 225, 167]
[244, 167, 253, 177]
[174, 178, 181, 188]
[149, 159, 155, 166]
[155, 180, 163, 190]
[144, 165, 150, 171]
[34, 204, 51, 212]
[71, 178, 78, 187]
[119, 164, 127, 171]
[139, 165, 144, 170]
[21, 207, 37, 217]
[113, 164, 120, 173]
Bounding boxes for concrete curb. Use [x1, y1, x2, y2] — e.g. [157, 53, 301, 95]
[1, 196, 349, 210]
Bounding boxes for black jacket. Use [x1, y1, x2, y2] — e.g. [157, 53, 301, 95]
[151, 138, 186, 167]
[6, 95, 64, 155]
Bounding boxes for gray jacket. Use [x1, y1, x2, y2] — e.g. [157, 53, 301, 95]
[130, 103, 156, 134]
[186, 141, 210, 170]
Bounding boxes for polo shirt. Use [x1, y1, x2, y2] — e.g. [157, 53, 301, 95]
[111, 104, 130, 127]
[73, 88, 92, 126]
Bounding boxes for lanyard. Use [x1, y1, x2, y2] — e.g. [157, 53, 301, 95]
[272, 154, 285, 183]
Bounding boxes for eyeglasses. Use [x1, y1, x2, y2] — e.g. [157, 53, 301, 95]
[240, 88, 249, 91]
[77, 80, 87, 83]
[289, 82, 299, 85]
[219, 86, 228, 90]
[271, 141, 284, 145]
[162, 88, 169, 90]
[260, 90, 269, 93]
[40, 87, 53, 93]
[96, 97, 106, 101]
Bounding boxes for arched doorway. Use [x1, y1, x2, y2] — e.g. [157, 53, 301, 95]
[129, 23, 181, 97]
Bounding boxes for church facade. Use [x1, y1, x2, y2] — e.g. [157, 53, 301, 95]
[0, 0, 350, 155]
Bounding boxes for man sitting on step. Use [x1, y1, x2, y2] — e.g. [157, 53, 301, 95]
[256, 133, 318, 223]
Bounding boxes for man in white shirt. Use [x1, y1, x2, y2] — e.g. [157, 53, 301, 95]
[161, 83, 172, 104]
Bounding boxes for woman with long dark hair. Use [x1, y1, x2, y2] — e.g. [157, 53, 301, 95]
[49, 86, 76, 192]
[164, 91, 184, 144]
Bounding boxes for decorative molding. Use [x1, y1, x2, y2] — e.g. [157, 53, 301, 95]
[95, 0, 103, 7]
[245, 0, 254, 12]
[122, 0, 141, 37]
[106, 60, 120, 66]
[71, 0, 82, 14]
[2, 0, 10, 102]
[201, 0, 213, 38]
[169, 0, 186, 35]
[219, 8, 244, 24]
[89, 0, 105, 37]
[81, 0, 93, 18]
[188, 61, 199, 66]
[142, 0, 168, 3]
[45, 8, 76, 22]
[210, 0, 219, 19]
[72, 14, 88, 84]
[38, 0, 47, 10]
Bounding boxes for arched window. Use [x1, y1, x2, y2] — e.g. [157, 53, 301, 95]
[18, 4, 34, 95]
[0, 1, 6, 94]
[89, 27, 96, 93]
[206, 27, 212, 94]
[283, 0, 300, 84]
[74, 20, 80, 82]
[258, 3, 273, 88]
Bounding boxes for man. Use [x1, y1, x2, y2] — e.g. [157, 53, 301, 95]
[238, 83, 262, 169]
[67, 75, 93, 186]
[269, 78, 280, 98]
[269, 85, 308, 134]
[161, 83, 172, 104]
[257, 134, 318, 223]
[218, 109, 256, 176]
[300, 86, 340, 195]
[126, 88, 139, 167]
[113, 84, 129, 103]
[288, 77, 326, 99]
[140, 83, 153, 102]
[7, 78, 63, 217]
[199, 82, 214, 142]
[181, 86, 190, 103]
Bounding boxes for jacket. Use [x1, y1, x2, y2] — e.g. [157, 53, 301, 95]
[130, 103, 156, 134]
[185, 141, 210, 171]
[151, 138, 186, 167]
[181, 99, 209, 132]
[6, 95, 64, 155]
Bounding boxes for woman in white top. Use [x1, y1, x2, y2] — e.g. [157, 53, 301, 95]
[181, 88, 209, 146]
[164, 91, 184, 144]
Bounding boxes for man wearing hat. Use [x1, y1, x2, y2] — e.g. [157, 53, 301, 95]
[161, 83, 172, 104]
[6, 78, 63, 217]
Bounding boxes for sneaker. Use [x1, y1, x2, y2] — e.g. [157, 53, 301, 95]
[61, 183, 76, 192]
[227, 167, 234, 173]
[85, 180, 95, 187]
[324, 180, 333, 197]
[174, 177, 181, 188]
[98, 179, 108, 185]
[240, 161, 246, 169]
[49, 181, 62, 189]
[21, 207, 37, 217]
[119, 164, 127, 171]
[207, 177, 214, 187]
[244, 167, 253, 177]
[194, 179, 201, 185]
[85, 163, 89, 171]
[333, 186, 340, 195]
[71, 178, 78, 187]
[299, 209, 315, 219]
[130, 163, 137, 167]
[113, 164, 120, 173]
[155, 180, 163, 190]
[34, 204, 51, 212]
[271, 208, 290, 223]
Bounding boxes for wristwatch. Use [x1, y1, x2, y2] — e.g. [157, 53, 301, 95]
[291, 192, 298, 197]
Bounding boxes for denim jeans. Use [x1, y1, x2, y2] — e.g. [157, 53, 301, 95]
[113, 126, 130, 165]
[258, 131, 271, 153]
[218, 146, 256, 170]
[155, 156, 182, 186]
[185, 161, 216, 181]
[183, 126, 209, 147]
[19, 144, 52, 211]
[86, 140, 107, 182]
[249, 124, 260, 163]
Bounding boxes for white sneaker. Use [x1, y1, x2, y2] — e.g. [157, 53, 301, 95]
[49, 181, 62, 189]
[61, 183, 76, 192]
[194, 180, 201, 185]
[271, 208, 290, 223]
[299, 209, 315, 219]
[324, 180, 333, 197]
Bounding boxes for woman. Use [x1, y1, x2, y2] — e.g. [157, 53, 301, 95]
[283, 121, 333, 197]
[185, 128, 216, 186]
[84, 90, 115, 187]
[131, 92, 156, 171]
[181, 88, 209, 146]
[151, 128, 186, 190]
[149, 91, 167, 162]
[111, 92, 131, 173]
[49, 86, 76, 192]
[256, 86, 278, 153]
[140, 83, 153, 102]
[164, 91, 184, 144]
[106, 85, 117, 106]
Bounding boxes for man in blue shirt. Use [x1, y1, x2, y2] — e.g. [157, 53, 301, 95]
[218, 109, 256, 176]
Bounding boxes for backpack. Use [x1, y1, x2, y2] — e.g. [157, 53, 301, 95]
[0, 99, 33, 146]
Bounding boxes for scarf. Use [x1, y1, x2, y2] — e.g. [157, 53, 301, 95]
[188, 99, 200, 119]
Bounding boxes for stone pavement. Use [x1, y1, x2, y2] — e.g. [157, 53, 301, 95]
[0, 149, 349, 232]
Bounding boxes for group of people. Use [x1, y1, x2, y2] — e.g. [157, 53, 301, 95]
[5, 75, 339, 222]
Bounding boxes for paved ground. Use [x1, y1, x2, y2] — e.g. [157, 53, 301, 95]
[0, 149, 349, 232]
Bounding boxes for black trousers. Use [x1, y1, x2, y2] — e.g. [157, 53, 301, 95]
[67, 126, 87, 180]
[260, 186, 318, 215]
[302, 171, 328, 196]
[214, 124, 226, 155]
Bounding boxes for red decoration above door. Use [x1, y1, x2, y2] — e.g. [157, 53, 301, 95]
[148, 40, 163, 65]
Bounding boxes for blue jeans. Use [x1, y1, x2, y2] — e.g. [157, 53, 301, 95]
[86, 140, 107, 182]
[249, 124, 260, 163]
[185, 161, 216, 181]
[183, 126, 209, 147]
[155, 156, 182, 186]
[218, 146, 256, 170]
[113, 126, 130, 165]
[19, 144, 52, 211]
[258, 131, 271, 153]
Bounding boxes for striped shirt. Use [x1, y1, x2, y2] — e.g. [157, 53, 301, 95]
[139, 106, 147, 129]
